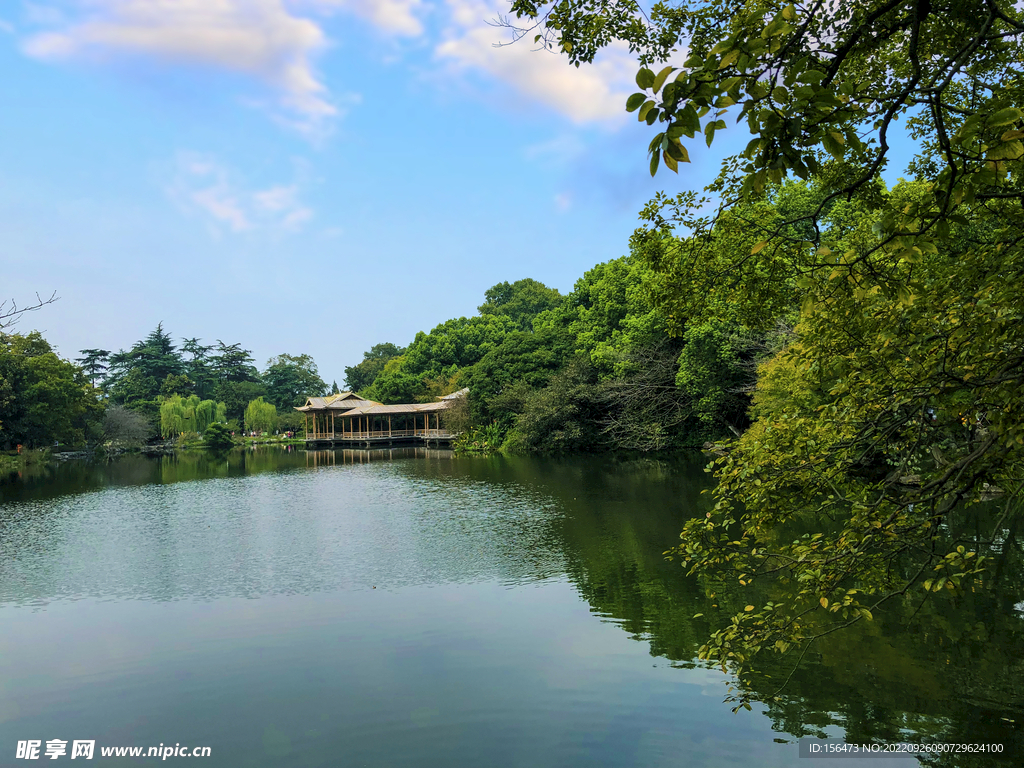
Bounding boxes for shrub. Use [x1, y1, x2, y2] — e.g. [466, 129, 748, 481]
[202, 422, 235, 450]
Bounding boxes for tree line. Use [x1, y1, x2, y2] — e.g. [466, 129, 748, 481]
[345, 266, 765, 454]
[0, 322, 333, 449]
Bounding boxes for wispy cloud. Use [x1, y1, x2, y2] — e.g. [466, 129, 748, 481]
[303, 0, 426, 36]
[167, 152, 314, 234]
[435, 0, 637, 123]
[22, 3, 67, 27]
[22, 0, 337, 132]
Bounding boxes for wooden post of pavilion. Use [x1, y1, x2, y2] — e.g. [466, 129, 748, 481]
[331, 412, 335, 440]
[388, 415, 392, 436]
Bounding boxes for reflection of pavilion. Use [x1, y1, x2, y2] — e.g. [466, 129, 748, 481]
[295, 389, 466, 446]
[305, 447, 455, 468]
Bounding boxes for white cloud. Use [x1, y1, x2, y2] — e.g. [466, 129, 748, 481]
[435, 0, 637, 123]
[302, 0, 426, 36]
[22, 0, 336, 130]
[168, 152, 314, 234]
[254, 184, 313, 227]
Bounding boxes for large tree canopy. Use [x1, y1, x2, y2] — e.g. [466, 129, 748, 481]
[343, 343, 405, 393]
[0, 332, 101, 448]
[263, 353, 327, 410]
[506, 0, 1024, 706]
[478, 278, 564, 331]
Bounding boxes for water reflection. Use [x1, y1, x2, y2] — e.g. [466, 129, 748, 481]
[1, 448, 1021, 764]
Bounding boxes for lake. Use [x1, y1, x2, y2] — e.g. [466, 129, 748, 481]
[1, 448, 1020, 766]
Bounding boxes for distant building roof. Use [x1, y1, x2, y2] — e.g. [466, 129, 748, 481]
[339, 401, 450, 416]
[295, 388, 467, 414]
[294, 392, 380, 412]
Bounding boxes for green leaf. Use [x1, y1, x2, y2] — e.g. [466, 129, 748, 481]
[718, 48, 740, 70]
[636, 67, 655, 89]
[625, 93, 647, 112]
[649, 151, 660, 176]
[705, 121, 717, 147]
[987, 141, 1024, 160]
[663, 150, 679, 173]
[751, 240, 769, 255]
[652, 66, 674, 93]
[638, 100, 656, 120]
[987, 107, 1022, 127]
[782, 4, 797, 21]
[666, 140, 690, 163]
[822, 132, 844, 160]
[680, 104, 701, 135]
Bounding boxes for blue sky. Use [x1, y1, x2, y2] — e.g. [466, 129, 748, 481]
[0, 1, 846, 384]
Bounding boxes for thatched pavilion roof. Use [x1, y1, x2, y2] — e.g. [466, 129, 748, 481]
[337, 401, 450, 417]
[295, 388, 467, 416]
[294, 392, 380, 412]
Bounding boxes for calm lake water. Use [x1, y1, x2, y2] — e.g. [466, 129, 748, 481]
[1, 448, 1021, 767]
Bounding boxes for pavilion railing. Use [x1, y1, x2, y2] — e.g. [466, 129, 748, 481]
[306, 429, 453, 440]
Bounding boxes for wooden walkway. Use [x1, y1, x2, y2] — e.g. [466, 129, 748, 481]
[305, 429, 454, 447]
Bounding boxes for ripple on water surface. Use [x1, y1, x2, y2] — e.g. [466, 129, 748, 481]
[0, 460, 568, 605]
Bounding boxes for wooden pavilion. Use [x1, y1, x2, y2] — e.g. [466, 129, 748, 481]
[295, 389, 466, 446]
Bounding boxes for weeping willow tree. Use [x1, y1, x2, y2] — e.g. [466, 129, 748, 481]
[243, 397, 278, 435]
[194, 399, 214, 434]
[159, 394, 228, 438]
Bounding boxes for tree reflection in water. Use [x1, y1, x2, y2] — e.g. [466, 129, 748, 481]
[2, 449, 1021, 762]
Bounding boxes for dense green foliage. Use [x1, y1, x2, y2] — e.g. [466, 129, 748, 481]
[354, 262, 755, 453]
[263, 354, 327, 409]
[0, 332, 101, 449]
[243, 397, 278, 435]
[477, 278, 564, 330]
[158, 394, 227, 439]
[343, 343, 404, 393]
[504, 0, 1024, 708]
[0, 320, 331, 448]
[202, 422, 235, 450]
[99, 325, 331, 428]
